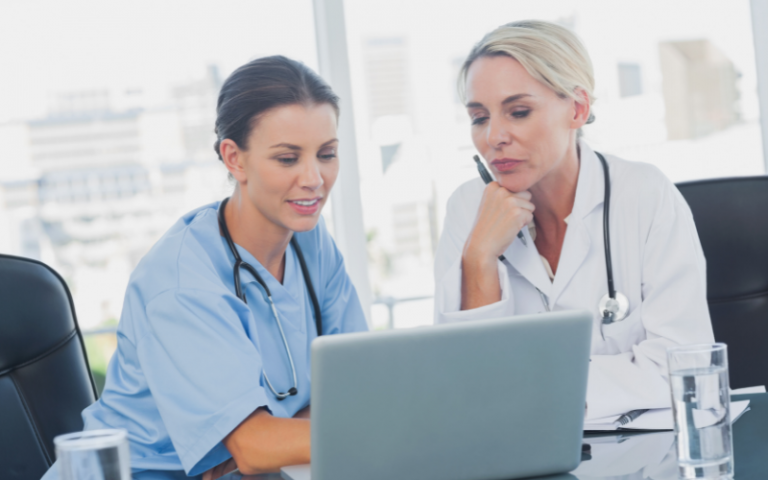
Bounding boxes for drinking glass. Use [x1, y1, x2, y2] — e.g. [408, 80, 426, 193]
[667, 343, 733, 479]
[55, 429, 131, 480]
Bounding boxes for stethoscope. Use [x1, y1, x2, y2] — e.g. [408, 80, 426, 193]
[594, 152, 629, 330]
[217, 197, 323, 400]
[533, 152, 629, 336]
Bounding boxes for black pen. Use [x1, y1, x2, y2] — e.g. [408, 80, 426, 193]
[613, 409, 648, 428]
[473, 155, 528, 250]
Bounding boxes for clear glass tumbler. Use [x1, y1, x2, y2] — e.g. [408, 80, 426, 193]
[668, 343, 733, 479]
[54, 429, 131, 480]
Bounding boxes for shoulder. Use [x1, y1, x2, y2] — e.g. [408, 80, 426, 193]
[444, 177, 486, 225]
[129, 202, 224, 301]
[447, 177, 486, 206]
[601, 153, 681, 206]
[599, 153, 693, 233]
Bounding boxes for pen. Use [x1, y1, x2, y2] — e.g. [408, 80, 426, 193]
[473, 155, 527, 249]
[613, 409, 648, 428]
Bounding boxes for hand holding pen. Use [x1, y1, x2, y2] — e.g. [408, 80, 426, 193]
[471, 155, 533, 261]
[460, 156, 534, 311]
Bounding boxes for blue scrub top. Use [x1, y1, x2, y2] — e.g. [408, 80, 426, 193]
[42, 201, 368, 479]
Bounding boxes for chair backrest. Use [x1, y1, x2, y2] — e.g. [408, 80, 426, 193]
[0, 254, 97, 480]
[676, 176, 768, 389]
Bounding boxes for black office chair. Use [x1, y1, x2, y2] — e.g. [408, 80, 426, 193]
[676, 176, 768, 389]
[0, 254, 97, 480]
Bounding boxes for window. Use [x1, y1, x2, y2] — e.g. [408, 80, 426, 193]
[343, 0, 765, 328]
[1, 1, 766, 374]
[0, 0, 319, 390]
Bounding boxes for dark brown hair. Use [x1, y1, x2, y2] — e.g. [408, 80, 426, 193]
[214, 55, 340, 160]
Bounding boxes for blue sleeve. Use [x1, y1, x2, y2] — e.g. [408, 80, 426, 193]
[315, 220, 369, 335]
[137, 289, 270, 476]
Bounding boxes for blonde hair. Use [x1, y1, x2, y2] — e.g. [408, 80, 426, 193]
[460, 20, 596, 123]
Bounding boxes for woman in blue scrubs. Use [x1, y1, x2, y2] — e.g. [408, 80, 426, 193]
[41, 56, 368, 480]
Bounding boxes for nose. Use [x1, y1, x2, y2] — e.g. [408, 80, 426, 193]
[298, 158, 324, 191]
[486, 115, 512, 150]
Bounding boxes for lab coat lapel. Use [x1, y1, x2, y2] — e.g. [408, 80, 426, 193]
[551, 141, 605, 304]
[503, 227, 553, 299]
[551, 217, 591, 304]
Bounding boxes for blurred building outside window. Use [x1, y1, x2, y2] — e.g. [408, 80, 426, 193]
[0, 0, 319, 392]
[343, 0, 765, 330]
[1, 0, 767, 388]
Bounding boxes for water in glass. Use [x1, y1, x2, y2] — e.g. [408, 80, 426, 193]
[55, 429, 131, 480]
[671, 365, 733, 479]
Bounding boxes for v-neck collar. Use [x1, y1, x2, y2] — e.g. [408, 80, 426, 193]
[503, 139, 606, 304]
[233, 241, 304, 307]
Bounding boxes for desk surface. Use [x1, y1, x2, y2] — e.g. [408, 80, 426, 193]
[569, 392, 767, 480]
[135, 393, 768, 480]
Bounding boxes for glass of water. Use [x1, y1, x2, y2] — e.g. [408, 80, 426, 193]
[668, 343, 733, 479]
[55, 429, 131, 480]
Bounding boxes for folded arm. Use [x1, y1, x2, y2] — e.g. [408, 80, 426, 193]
[587, 181, 714, 418]
[224, 407, 310, 475]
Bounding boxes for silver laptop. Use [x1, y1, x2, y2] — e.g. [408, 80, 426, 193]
[283, 310, 592, 480]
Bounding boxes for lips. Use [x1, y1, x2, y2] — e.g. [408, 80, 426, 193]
[288, 197, 322, 215]
[491, 158, 524, 173]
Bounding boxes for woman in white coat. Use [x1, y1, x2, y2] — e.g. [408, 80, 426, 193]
[434, 20, 715, 421]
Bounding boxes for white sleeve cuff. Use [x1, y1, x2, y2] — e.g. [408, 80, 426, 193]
[585, 353, 671, 420]
[434, 256, 515, 324]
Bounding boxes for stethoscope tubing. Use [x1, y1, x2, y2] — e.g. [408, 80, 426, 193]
[523, 153, 627, 333]
[264, 299, 299, 400]
[596, 152, 616, 300]
[217, 197, 322, 400]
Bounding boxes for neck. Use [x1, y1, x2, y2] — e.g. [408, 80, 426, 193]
[529, 138, 580, 235]
[224, 187, 292, 283]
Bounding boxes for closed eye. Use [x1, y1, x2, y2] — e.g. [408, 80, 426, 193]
[511, 109, 530, 119]
[471, 116, 489, 126]
[318, 146, 337, 161]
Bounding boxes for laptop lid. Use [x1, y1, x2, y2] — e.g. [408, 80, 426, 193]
[308, 310, 592, 480]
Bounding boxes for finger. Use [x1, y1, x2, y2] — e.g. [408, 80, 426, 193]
[517, 199, 536, 212]
[522, 210, 534, 226]
[513, 191, 532, 201]
[484, 181, 502, 192]
[505, 196, 535, 213]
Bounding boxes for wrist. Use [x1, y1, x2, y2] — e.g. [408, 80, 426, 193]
[460, 247, 502, 311]
[462, 241, 498, 274]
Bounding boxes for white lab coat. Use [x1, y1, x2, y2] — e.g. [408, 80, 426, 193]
[434, 139, 715, 420]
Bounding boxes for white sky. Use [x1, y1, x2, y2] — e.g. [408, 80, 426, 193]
[0, 0, 758, 121]
[1, 0, 762, 327]
[346, 0, 759, 115]
[0, 0, 318, 123]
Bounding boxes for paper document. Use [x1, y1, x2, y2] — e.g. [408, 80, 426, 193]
[731, 385, 766, 395]
[584, 400, 750, 432]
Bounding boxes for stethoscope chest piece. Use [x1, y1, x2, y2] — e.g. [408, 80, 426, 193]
[599, 291, 629, 325]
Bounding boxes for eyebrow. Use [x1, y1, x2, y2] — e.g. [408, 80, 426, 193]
[269, 138, 339, 150]
[466, 94, 533, 109]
